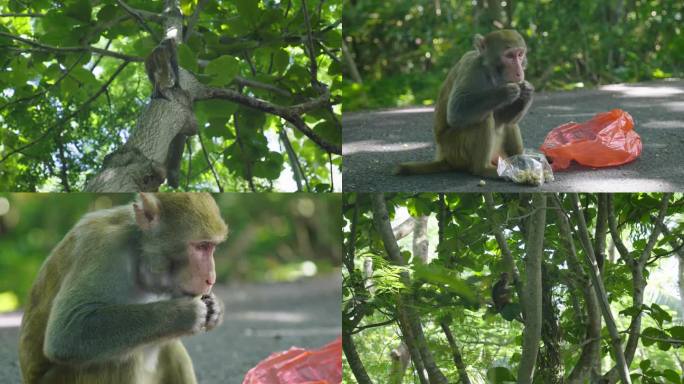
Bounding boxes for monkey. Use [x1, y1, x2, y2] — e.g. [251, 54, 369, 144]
[389, 342, 411, 384]
[395, 30, 533, 178]
[19, 193, 228, 384]
[145, 38, 180, 101]
[492, 272, 513, 312]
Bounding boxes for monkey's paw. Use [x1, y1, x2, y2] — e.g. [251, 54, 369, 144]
[200, 293, 224, 331]
[504, 83, 521, 103]
[519, 81, 534, 100]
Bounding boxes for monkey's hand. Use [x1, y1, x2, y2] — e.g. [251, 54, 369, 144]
[503, 83, 521, 104]
[200, 293, 224, 332]
[519, 81, 534, 101]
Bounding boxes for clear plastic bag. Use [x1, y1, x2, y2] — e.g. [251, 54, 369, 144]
[497, 150, 555, 186]
[242, 337, 342, 384]
[540, 109, 641, 170]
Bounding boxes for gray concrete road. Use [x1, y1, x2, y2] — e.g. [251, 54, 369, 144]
[343, 79, 684, 192]
[0, 273, 341, 384]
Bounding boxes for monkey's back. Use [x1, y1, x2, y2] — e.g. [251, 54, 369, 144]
[19, 206, 135, 384]
[433, 50, 497, 168]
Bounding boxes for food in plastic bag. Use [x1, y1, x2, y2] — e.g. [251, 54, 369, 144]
[242, 337, 342, 384]
[540, 109, 641, 170]
[497, 150, 554, 186]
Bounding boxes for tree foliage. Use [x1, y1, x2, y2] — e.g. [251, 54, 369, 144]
[0, 0, 342, 192]
[342, 0, 684, 111]
[343, 193, 684, 383]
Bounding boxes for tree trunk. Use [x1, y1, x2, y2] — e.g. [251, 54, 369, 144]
[412, 216, 429, 263]
[535, 262, 562, 384]
[371, 193, 448, 384]
[85, 2, 196, 192]
[342, 330, 374, 384]
[551, 196, 601, 384]
[389, 342, 410, 384]
[570, 194, 631, 384]
[440, 320, 471, 384]
[517, 193, 546, 384]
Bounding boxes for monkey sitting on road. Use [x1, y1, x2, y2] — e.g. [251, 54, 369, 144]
[395, 30, 533, 178]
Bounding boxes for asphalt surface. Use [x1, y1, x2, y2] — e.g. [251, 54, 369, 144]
[0, 273, 341, 384]
[343, 79, 684, 192]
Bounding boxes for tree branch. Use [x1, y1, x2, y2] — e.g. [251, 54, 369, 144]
[0, 31, 142, 62]
[197, 87, 340, 154]
[116, 0, 160, 41]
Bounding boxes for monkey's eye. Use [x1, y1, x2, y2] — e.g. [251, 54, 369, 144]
[193, 241, 214, 253]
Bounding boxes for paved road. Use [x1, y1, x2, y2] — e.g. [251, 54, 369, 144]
[343, 79, 684, 192]
[0, 273, 341, 384]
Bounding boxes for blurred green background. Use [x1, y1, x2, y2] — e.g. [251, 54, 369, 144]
[0, 193, 342, 313]
[342, 0, 684, 111]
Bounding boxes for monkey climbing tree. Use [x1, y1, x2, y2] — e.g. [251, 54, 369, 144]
[0, 0, 341, 192]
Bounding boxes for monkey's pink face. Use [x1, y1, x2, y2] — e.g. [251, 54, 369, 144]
[502, 47, 526, 83]
[182, 241, 218, 295]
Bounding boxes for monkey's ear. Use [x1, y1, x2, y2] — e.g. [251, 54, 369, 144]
[134, 193, 160, 231]
[473, 34, 486, 53]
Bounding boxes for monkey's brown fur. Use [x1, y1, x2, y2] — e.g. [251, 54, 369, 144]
[395, 30, 533, 178]
[492, 272, 513, 312]
[19, 193, 228, 384]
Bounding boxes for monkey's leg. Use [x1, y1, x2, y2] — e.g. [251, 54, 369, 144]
[393, 159, 452, 175]
[503, 124, 524, 157]
[469, 119, 500, 178]
[158, 340, 198, 384]
[165, 134, 186, 188]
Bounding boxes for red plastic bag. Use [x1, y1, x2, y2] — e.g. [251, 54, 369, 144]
[242, 337, 342, 384]
[539, 109, 641, 171]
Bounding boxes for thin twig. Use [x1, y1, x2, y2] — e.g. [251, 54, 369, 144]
[116, 0, 160, 41]
[0, 31, 142, 62]
[197, 132, 223, 192]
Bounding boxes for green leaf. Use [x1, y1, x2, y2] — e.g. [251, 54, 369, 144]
[205, 118, 234, 139]
[639, 359, 651, 372]
[500, 303, 521, 322]
[235, 0, 261, 26]
[641, 327, 666, 347]
[205, 55, 240, 86]
[65, 0, 92, 23]
[413, 264, 477, 303]
[252, 152, 284, 180]
[486, 366, 516, 383]
[312, 120, 341, 147]
[661, 369, 680, 384]
[667, 325, 684, 341]
[195, 100, 238, 119]
[271, 49, 290, 74]
[177, 44, 198, 73]
[649, 303, 672, 325]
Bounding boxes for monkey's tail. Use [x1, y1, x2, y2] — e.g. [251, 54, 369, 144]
[393, 160, 452, 175]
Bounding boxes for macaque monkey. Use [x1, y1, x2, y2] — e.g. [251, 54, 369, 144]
[389, 342, 411, 384]
[144, 38, 198, 188]
[395, 30, 533, 178]
[492, 272, 513, 312]
[19, 193, 228, 384]
[145, 38, 180, 101]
